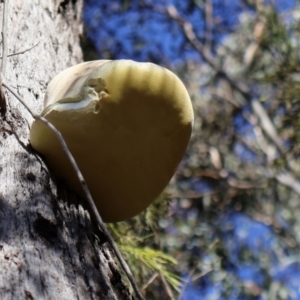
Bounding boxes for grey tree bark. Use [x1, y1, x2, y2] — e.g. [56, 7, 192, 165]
[0, 1, 133, 299]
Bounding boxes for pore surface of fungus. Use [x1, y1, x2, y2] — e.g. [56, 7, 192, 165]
[30, 60, 193, 222]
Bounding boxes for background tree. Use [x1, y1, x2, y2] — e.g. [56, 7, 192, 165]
[0, 1, 134, 299]
[84, 0, 300, 298]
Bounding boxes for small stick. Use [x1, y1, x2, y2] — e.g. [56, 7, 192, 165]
[159, 272, 175, 300]
[1, 42, 40, 58]
[3, 80, 145, 300]
[141, 272, 159, 291]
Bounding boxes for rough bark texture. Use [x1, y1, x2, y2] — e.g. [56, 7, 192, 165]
[0, 1, 133, 299]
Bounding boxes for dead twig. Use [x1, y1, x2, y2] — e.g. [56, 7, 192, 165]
[141, 272, 159, 291]
[179, 240, 218, 299]
[2, 42, 40, 59]
[2, 79, 145, 300]
[211, 92, 241, 109]
[165, 5, 249, 96]
[251, 99, 285, 153]
[276, 172, 300, 195]
[204, 0, 213, 52]
[243, 17, 266, 72]
[159, 272, 175, 300]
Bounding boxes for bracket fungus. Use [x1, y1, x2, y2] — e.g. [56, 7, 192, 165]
[30, 60, 194, 222]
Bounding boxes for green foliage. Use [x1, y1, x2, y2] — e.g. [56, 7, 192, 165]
[118, 245, 181, 291]
[108, 193, 181, 296]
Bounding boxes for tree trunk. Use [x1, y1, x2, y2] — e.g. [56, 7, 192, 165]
[0, 1, 133, 299]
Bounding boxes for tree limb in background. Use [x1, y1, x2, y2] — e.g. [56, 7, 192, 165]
[243, 14, 266, 72]
[152, 3, 300, 195]
[204, 0, 213, 53]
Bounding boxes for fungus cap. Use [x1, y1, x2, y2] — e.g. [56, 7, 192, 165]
[30, 60, 194, 222]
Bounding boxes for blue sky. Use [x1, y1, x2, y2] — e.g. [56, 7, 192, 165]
[84, 0, 297, 64]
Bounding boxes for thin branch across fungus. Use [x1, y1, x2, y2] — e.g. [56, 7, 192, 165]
[2, 79, 145, 300]
[0, 0, 8, 116]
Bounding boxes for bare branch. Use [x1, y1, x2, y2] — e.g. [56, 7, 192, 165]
[2, 79, 145, 300]
[141, 272, 159, 291]
[251, 99, 285, 153]
[209, 146, 222, 170]
[204, 0, 213, 52]
[179, 240, 218, 300]
[164, 5, 250, 96]
[276, 173, 300, 195]
[242, 0, 267, 73]
[242, 108, 277, 162]
[191, 269, 213, 281]
[2, 42, 40, 59]
[243, 17, 266, 71]
[159, 272, 175, 300]
[211, 92, 241, 108]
